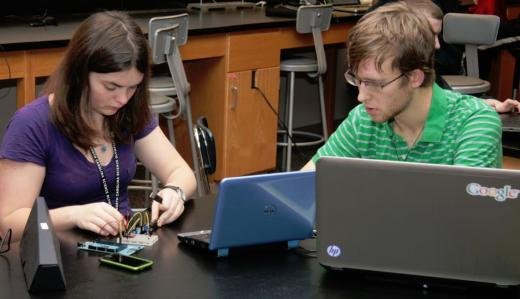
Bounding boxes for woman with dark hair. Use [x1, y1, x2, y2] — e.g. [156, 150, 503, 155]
[0, 11, 196, 241]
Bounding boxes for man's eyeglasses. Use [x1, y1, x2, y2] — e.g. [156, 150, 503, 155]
[0, 229, 12, 255]
[344, 70, 405, 93]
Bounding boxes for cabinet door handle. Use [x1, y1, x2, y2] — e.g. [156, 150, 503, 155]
[230, 86, 238, 110]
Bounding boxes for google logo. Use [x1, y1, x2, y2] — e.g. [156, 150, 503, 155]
[466, 183, 520, 202]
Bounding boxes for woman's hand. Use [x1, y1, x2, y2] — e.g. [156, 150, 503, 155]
[151, 187, 185, 227]
[72, 202, 123, 236]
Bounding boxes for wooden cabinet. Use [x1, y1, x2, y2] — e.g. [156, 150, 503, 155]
[0, 48, 64, 107]
[185, 29, 284, 180]
[185, 62, 280, 179]
[225, 67, 280, 176]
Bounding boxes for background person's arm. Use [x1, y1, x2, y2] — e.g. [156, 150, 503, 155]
[484, 98, 520, 113]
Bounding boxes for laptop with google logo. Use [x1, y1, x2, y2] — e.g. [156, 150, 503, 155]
[316, 157, 520, 286]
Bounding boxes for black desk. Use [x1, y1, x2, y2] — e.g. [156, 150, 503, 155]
[1, 196, 518, 298]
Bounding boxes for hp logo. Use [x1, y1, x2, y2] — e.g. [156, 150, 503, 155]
[326, 245, 341, 257]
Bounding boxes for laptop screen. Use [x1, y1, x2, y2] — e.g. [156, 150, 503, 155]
[208, 170, 316, 251]
[316, 157, 520, 286]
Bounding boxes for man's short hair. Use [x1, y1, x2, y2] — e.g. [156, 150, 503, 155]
[374, 0, 443, 20]
[402, 0, 443, 20]
[346, 2, 436, 87]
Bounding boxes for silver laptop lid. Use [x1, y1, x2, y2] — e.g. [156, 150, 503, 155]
[316, 157, 520, 286]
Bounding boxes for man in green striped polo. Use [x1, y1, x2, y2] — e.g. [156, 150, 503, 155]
[302, 2, 502, 170]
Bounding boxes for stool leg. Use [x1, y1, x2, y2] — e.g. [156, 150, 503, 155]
[165, 113, 176, 147]
[183, 96, 204, 197]
[286, 71, 296, 172]
[151, 174, 159, 195]
[281, 73, 290, 171]
[144, 167, 152, 198]
[318, 75, 328, 141]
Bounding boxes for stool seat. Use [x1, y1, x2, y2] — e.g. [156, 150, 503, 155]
[442, 13, 499, 95]
[150, 92, 171, 105]
[150, 76, 176, 96]
[280, 57, 319, 73]
[149, 93, 178, 114]
[442, 75, 490, 94]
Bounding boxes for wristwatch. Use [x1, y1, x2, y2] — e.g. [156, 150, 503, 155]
[163, 185, 187, 203]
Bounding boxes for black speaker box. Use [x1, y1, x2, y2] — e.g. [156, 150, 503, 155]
[20, 196, 66, 292]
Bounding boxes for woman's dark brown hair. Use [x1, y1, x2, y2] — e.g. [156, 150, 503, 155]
[43, 11, 151, 150]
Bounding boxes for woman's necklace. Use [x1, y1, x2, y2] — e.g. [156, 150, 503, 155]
[89, 140, 120, 211]
[100, 144, 108, 153]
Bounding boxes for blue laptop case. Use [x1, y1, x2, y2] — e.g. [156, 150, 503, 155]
[178, 171, 315, 256]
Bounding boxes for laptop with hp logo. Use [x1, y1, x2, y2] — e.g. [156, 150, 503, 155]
[316, 157, 520, 286]
[178, 171, 315, 257]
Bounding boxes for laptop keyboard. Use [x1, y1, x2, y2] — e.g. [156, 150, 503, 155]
[177, 230, 212, 250]
[192, 232, 211, 242]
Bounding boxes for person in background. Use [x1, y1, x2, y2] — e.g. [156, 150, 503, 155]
[376, 0, 520, 112]
[0, 11, 197, 241]
[371, 0, 464, 77]
[302, 2, 502, 170]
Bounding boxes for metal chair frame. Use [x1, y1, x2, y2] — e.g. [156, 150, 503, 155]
[278, 4, 333, 171]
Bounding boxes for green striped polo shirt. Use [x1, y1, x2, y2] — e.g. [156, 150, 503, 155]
[312, 84, 502, 168]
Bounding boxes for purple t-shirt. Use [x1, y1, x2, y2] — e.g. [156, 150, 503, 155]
[0, 96, 158, 215]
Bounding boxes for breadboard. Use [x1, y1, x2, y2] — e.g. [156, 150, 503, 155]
[120, 234, 158, 246]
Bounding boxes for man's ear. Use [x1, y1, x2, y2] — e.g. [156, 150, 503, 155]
[408, 69, 425, 88]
